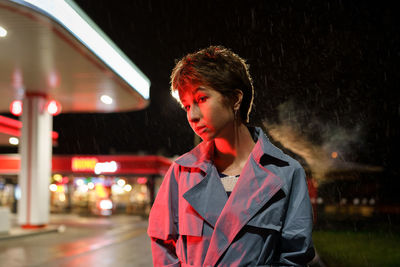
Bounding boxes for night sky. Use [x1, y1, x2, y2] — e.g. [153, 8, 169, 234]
[3, 0, 399, 179]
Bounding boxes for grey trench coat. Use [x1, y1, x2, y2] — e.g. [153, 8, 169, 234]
[148, 128, 315, 266]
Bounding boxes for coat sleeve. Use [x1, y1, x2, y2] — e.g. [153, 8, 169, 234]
[275, 166, 315, 266]
[147, 163, 181, 267]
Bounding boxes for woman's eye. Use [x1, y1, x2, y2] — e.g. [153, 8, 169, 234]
[184, 105, 190, 111]
[198, 96, 207, 103]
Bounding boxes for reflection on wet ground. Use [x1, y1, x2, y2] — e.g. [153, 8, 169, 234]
[0, 214, 152, 267]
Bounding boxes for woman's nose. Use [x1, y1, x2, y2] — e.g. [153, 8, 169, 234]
[188, 105, 200, 122]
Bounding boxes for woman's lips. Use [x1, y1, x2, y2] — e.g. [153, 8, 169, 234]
[195, 126, 206, 133]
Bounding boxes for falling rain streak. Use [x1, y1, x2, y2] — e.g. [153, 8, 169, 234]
[0, 0, 398, 266]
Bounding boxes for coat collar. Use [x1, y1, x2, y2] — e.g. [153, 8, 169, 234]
[175, 127, 288, 171]
[175, 136, 214, 173]
[177, 128, 288, 265]
[251, 127, 289, 164]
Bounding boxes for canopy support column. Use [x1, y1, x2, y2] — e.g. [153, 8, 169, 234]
[18, 93, 52, 228]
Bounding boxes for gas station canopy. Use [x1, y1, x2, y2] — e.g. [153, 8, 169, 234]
[0, 0, 150, 113]
[0, 0, 152, 228]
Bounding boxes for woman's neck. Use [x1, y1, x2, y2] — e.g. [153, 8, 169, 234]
[213, 123, 255, 176]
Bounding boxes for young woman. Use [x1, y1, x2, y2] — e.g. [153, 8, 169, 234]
[148, 46, 315, 266]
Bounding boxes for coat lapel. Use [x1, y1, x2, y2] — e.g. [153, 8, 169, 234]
[176, 139, 228, 228]
[182, 166, 228, 227]
[203, 134, 286, 266]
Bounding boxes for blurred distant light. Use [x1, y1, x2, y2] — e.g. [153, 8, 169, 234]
[9, 137, 19, 145]
[49, 184, 57, 192]
[362, 198, 368, 205]
[99, 199, 113, 210]
[21, 0, 150, 99]
[94, 183, 108, 198]
[141, 186, 148, 193]
[137, 177, 147, 184]
[56, 184, 65, 193]
[62, 176, 69, 184]
[316, 197, 323, 204]
[59, 194, 66, 202]
[0, 26, 7, 37]
[47, 100, 62, 116]
[75, 179, 84, 186]
[111, 184, 123, 194]
[14, 185, 21, 200]
[340, 198, 347, 205]
[77, 184, 88, 193]
[331, 151, 338, 159]
[117, 179, 126, 187]
[171, 90, 180, 102]
[12, 69, 24, 89]
[88, 182, 95, 190]
[10, 100, 23, 116]
[48, 71, 60, 88]
[100, 95, 113, 105]
[53, 174, 63, 182]
[123, 184, 132, 192]
[58, 225, 66, 233]
[101, 210, 112, 216]
[353, 198, 360, 205]
[369, 198, 376, 205]
[136, 193, 145, 202]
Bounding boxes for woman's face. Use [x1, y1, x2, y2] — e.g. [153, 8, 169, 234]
[179, 83, 235, 141]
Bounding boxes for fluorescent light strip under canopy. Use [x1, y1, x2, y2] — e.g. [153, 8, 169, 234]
[14, 0, 150, 99]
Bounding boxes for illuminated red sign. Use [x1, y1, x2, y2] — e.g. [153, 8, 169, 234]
[71, 157, 98, 172]
[71, 157, 118, 174]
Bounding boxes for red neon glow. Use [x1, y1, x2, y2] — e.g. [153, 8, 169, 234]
[0, 125, 20, 137]
[0, 155, 173, 176]
[61, 176, 69, 184]
[137, 177, 148, 184]
[10, 100, 23, 116]
[21, 224, 46, 229]
[0, 115, 59, 141]
[46, 100, 62, 116]
[0, 115, 22, 128]
[52, 132, 59, 140]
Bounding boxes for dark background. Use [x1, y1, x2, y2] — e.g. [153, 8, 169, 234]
[2, 0, 399, 188]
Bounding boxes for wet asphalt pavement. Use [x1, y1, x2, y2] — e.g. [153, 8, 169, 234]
[0, 214, 152, 267]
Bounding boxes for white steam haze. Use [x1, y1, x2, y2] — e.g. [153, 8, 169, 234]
[263, 99, 364, 181]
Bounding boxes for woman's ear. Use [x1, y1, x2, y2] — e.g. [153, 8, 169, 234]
[233, 89, 243, 111]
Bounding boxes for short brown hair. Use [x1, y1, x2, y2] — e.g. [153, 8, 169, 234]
[170, 46, 254, 123]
